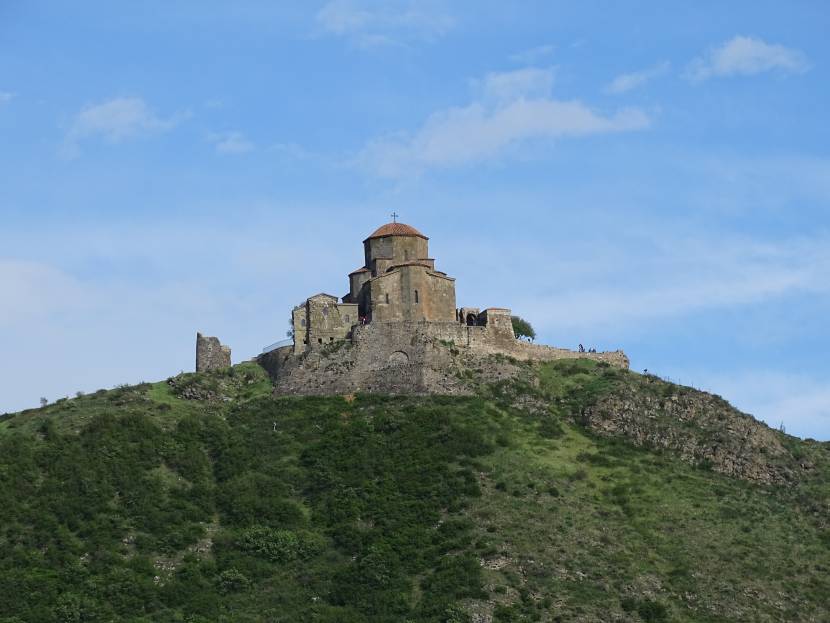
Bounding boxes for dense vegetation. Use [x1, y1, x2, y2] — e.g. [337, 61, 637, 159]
[0, 361, 828, 622]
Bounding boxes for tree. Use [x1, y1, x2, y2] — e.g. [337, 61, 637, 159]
[511, 316, 535, 341]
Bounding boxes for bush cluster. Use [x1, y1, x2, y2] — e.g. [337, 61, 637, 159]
[0, 394, 494, 622]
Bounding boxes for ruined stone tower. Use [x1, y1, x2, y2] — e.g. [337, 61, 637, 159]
[195, 332, 231, 372]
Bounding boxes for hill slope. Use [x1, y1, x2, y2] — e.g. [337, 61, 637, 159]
[0, 360, 828, 622]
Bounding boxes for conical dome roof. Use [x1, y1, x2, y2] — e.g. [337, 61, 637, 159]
[364, 222, 428, 241]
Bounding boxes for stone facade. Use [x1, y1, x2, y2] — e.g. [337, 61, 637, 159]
[367, 264, 456, 322]
[291, 294, 358, 354]
[196, 332, 231, 372]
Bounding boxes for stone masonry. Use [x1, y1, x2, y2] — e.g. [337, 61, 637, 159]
[259, 320, 628, 396]
[196, 332, 231, 372]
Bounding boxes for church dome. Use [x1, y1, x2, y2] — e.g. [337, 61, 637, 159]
[364, 222, 428, 241]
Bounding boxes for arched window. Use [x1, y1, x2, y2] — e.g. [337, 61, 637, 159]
[414, 290, 419, 303]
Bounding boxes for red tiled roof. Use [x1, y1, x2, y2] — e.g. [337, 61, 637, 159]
[349, 266, 370, 275]
[365, 222, 428, 241]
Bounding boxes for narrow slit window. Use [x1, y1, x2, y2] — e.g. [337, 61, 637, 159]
[414, 290, 419, 303]
[385, 293, 390, 304]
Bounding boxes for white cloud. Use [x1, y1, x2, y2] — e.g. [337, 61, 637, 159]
[68, 97, 178, 142]
[316, 0, 454, 47]
[687, 35, 808, 82]
[359, 67, 650, 177]
[209, 131, 254, 155]
[605, 61, 670, 94]
[62, 97, 181, 157]
[509, 44, 555, 64]
[0, 91, 16, 103]
[479, 67, 556, 101]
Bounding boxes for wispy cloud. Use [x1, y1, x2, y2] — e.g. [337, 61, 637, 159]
[605, 61, 670, 94]
[209, 131, 254, 155]
[478, 67, 556, 101]
[316, 0, 454, 47]
[507, 233, 830, 334]
[0, 91, 16, 103]
[509, 44, 555, 64]
[62, 97, 183, 157]
[359, 67, 650, 177]
[687, 35, 808, 82]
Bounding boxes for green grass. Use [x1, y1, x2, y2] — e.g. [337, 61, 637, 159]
[0, 361, 827, 622]
[471, 412, 829, 621]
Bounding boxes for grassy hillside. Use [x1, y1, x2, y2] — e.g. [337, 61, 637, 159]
[0, 360, 828, 622]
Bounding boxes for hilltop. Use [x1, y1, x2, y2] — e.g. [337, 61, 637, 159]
[1, 359, 828, 622]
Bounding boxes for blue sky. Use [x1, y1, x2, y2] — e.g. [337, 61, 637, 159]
[1, 1, 829, 439]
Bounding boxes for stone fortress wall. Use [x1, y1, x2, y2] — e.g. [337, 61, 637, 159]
[351, 317, 629, 368]
[259, 316, 628, 396]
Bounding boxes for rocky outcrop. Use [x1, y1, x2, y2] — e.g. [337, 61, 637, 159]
[583, 378, 809, 485]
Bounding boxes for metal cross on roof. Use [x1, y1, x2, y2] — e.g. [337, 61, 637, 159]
[391, 211, 399, 223]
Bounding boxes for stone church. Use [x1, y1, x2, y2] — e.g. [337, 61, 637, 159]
[292, 221, 470, 353]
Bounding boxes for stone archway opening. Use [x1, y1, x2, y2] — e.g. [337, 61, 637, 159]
[466, 313, 477, 326]
[387, 351, 409, 366]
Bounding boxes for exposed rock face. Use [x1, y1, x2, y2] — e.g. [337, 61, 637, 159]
[195, 332, 231, 372]
[585, 379, 807, 485]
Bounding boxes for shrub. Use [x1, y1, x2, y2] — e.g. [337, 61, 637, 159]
[216, 568, 251, 593]
[538, 418, 565, 439]
[621, 597, 669, 622]
[511, 316, 536, 341]
[237, 526, 325, 562]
